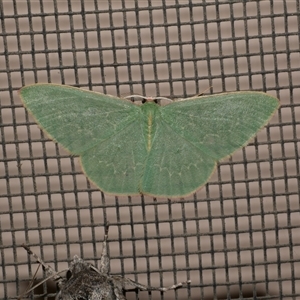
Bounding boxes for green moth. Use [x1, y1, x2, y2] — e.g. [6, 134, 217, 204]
[19, 84, 279, 198]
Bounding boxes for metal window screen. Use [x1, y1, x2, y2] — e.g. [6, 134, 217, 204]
[0, 1, 299, 299]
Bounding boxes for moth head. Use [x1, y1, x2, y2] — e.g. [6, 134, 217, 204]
[69, 255, 93, 275]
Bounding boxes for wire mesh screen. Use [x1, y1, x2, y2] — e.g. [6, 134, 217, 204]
[0, 1, 299, 299]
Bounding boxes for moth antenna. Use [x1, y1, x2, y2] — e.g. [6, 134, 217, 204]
[179, 87, 213, 101]
[124, 95, 148, 101]
[22, 244, 62, 280]
[152, 96, 173, 102]
[99, 223, 110, 275]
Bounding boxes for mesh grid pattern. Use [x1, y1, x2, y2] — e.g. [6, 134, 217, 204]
[0, 1, 299, 299]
